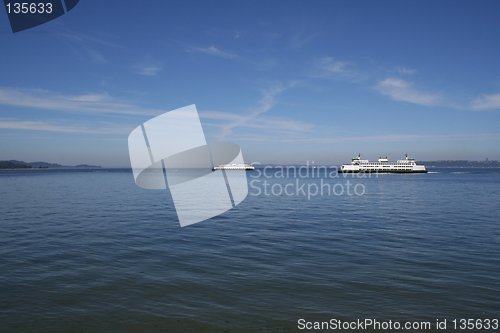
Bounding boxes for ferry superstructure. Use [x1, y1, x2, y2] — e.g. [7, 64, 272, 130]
[213, 163, 255, 171]
[340, 154, 427, 173]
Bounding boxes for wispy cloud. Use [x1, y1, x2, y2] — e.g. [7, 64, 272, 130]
[230, 132, 500, 144]
[189, 45, 238, 59]
[376, 77, 441, 106]
[135, 64, 163, 76]
[66, 93, 109, 102]
[317, 133, 500, 144]
[0, 87, 164, 116]
[215, 82, 295, 139]
[201, 111, 313, 133]
[0, 119, 130, 134]
[0, 85, 313, 140]
[58, 30, 121, 64]
[311, 57, 363, 81]
[396, 67, 417, 75]
[471, 93, 500, 111]
[289, 31, 316, 49]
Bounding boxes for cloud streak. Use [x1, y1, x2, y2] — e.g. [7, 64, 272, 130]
[230, 132, 500, 144]
[0, 88, 165, 117]
[311, 57, 364, 81]
[396, 67, 417, 75]
[0, 86, 313, 140]
[201, 110, 313, 133]
[190, 45, 238, 59]
[135, 65, 163, 77]
[376, 77, 441, 106]
[214, 82, 296, 139]
[471, 93, 500, 111]
[0, 119, 130, 134]
[58, 30, 121, 64]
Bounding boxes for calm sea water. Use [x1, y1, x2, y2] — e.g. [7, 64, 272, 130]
[1, 168, 500, 332]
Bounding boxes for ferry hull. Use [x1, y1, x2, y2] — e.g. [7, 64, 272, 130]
[339, 169, 428, 174]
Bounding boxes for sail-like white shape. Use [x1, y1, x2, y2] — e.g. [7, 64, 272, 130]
[128, 104, 249, 227]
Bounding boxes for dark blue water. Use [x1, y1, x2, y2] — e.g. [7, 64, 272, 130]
[1, 168, 500, 332]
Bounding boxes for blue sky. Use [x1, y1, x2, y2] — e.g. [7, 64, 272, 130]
[1, 0, 500, 166]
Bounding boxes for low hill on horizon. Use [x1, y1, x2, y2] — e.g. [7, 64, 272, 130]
[0, 160, 101, 169]
[420, 160, 500, 167]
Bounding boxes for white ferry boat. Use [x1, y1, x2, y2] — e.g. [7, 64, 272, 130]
[213, 163, 255, 171]
[340, 154, 427, 173]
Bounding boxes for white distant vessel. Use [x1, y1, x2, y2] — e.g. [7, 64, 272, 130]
[213, 163, 255, 171]
[340, 154, 427, 173]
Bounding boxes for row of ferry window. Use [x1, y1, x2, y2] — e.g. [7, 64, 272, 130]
[362, 168, 411, 169]
[362, 165, 411, 167]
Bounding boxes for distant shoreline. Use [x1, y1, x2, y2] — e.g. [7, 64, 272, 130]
[2, 159, 500, 170]
[420, 161, 500, 168]
[0, 160, 101, 170]
[2, 166, 500, 171]
[0, 167, 104, 171]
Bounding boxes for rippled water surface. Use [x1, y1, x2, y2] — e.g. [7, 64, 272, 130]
[1, 168, 500, 332]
